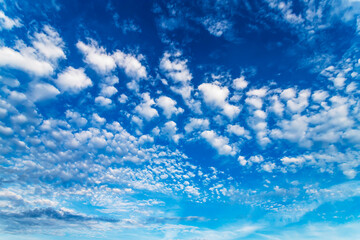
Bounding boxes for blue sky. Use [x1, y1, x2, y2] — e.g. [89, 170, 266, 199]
[0, 0, 360, 239]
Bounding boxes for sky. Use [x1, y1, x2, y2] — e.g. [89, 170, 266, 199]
[0, 0, 360, 239]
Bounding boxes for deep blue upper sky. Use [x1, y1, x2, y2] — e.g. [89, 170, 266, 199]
[1, 0, 360, 239]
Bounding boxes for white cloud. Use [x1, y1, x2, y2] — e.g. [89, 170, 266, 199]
[77, 40, 116, 75]
[249, 155, 264, 163]
[201, 130, 234, 156]
[261, 162, 276, 172]
[285, 89, 311, 113]
[113, 50, 147, 80]
[170, 84, 193, 100]
[95, 96, 112, 106]
[232, 76, 248, 90]
[11, 114, 27, 124]
[65, 110, 87, 127]
[9, 90, 27, 103]
[0, 10, 21, 30]
[100, 85, 118, 97]
[343, 129, 360, 143]
[226, 124, 246, 136]
[0, 47, 53, 76]
[135, 93, 159, 121]
[156, 96, 184, 119]
[32, 25, 66, 62]
[280, 88, 296, 100]
[184, 118, 210, 133]
[198, 83, 240, 119]
[246, 88, 267, 98]
[332, 72, 346, 88]
[161, 121, 182, 143]
[343, 169, 357, 179]
[312, 90, 329, 103]
[346, 82, 357, 93]
[0, 125, 13, 136]
[0, 25, 65, 76]
[118, 94, 128, 103]
[202, 18, 231, 37]
[238, 156, 247, 166]
[159, 51, 197, 108]
[269, 96, 284, 116]
[55, 67, 92, 93]
[254, 110, 267, 119]
[29, 83, 60, 102]
[237, 155, 265, 167]
[271, 114, 311, 147]
[281, 156, 305, 165]
[245, 97, 263, 109]
[160, 52, 192, 83]
[92, 113, 106, 125]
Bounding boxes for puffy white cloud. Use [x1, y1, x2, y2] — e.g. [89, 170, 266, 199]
[312, 90, 329, 103]
[32, 25, 65, 62]
[249, 155, 264, 163]
[11, 114, 27, 124]
[199, 83, 228, 106]
[269, 96, 284, 116]
[0, 76, 20, 88]
[0, 125, 13, 136]
[281, 156, 305, 165]
[238, 156, 247, 166]
[346, 82, 357, 93]
[184, 185, 200, 197]
[343, 169, 357, 179]
[239, 155, 265, 167]
[198, 83, 240, 119]
[77, 40, 116, 75]
[0, 25, 65, 76]
[160, 51, 192, 83]
[55, 67, 92, 93]
[113, 50, 147, 80]
[161, 121, 182, 143]
[0, 108, 7, 118]
[160, 51, 196, 106]
[29, 83, 60, 102]
[254, 110, 267, 119]
[100, 85, 118, 97]
[156, 96, 184, 119]
[171, 84, 193, 101]
[95, 96, 112, 106]
[261, 162, 276, 172]
[184, 118, 210, 133]
[332, 72, 346, 88]
[343, 129, 360, 143]
[8, 90, 27, 103]
[246, 88, 267, 98]
[286, 89, 311, 113]
[118, 94, 128, 103]
[245, 97, 263, 109]
[232, 76, 248, 90]
[202, 18, 231, 37]
[321, 66, 348, 89]
[201, 130, 234, 156]
[280, 88, 296, 100]
[0, 47, 53, 76]
[65, 110, 87, 127]
[226, 124, 246, 136]
[247, 105, 270, 147]
[271, 114, 311, 147]
[92, 113, 106, 125]
[135, 93, 159, 121]
[0, 10, 21, 30]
